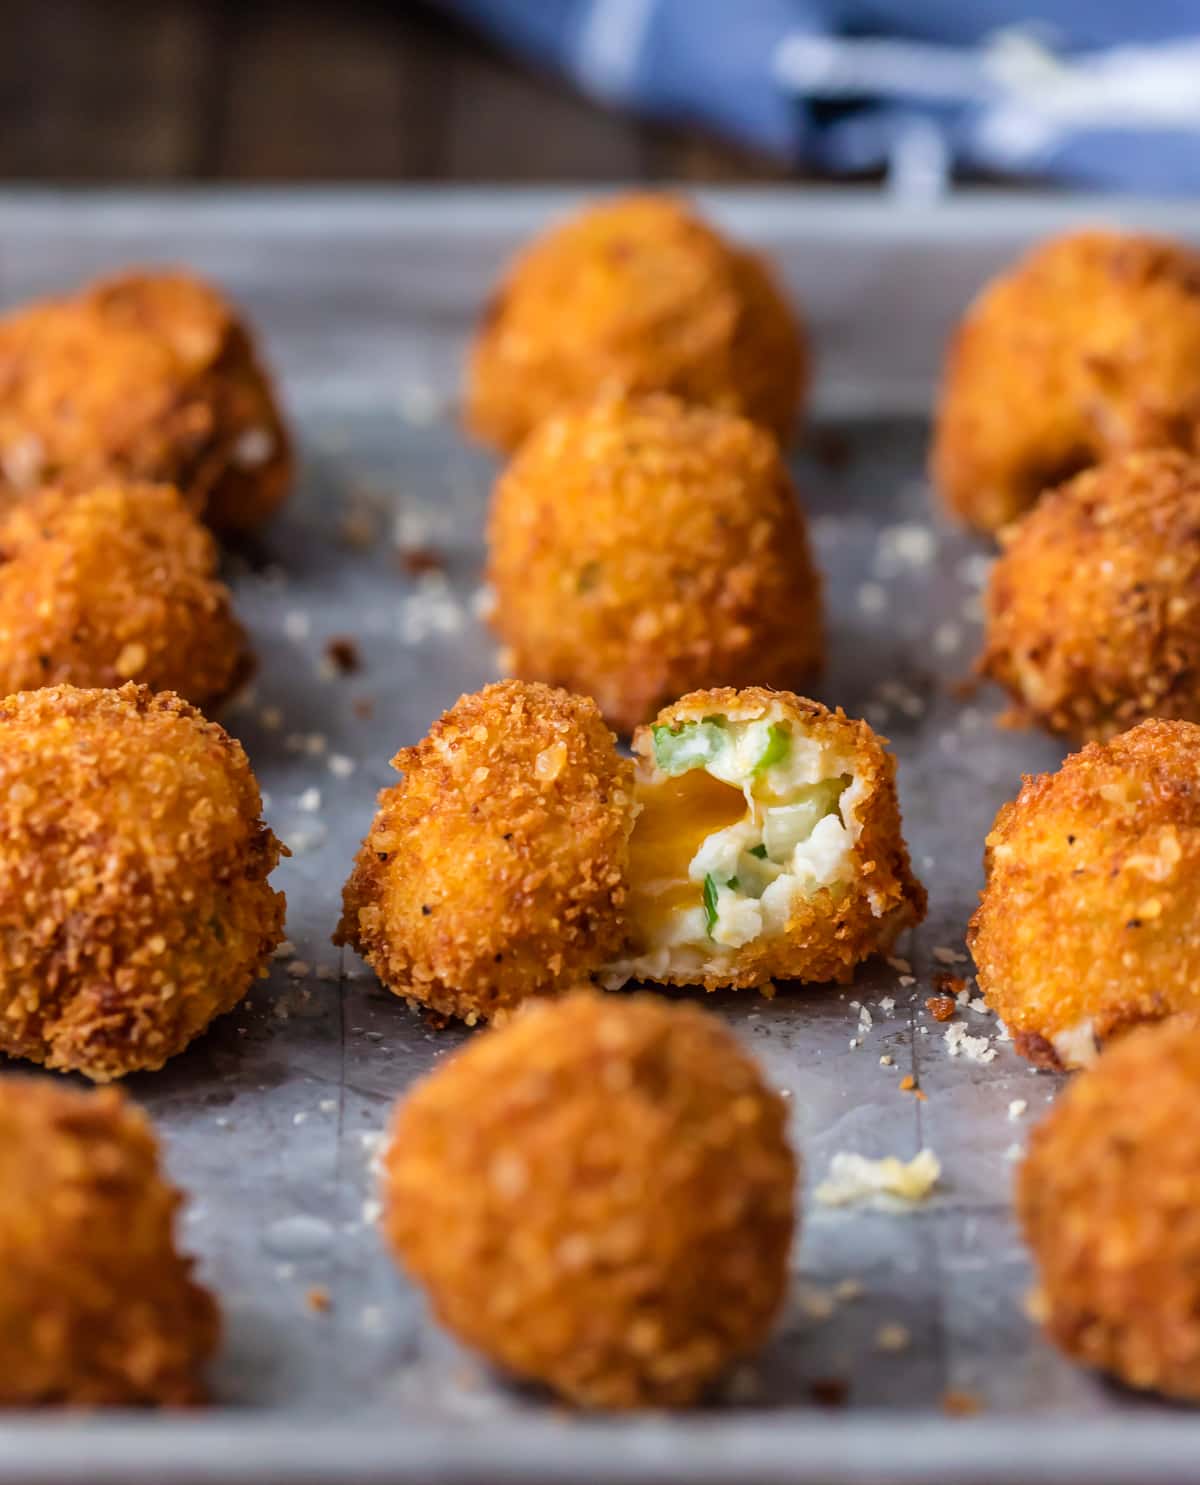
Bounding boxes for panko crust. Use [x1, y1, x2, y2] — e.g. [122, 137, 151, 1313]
[1018, 1017, 1200, 1400]
[0, 269, 291, 533]
[465, 194, 807, 452]
[630, 687, 927, 989]
[0, 482, 250, 707]
[0, 684, 286, 1081]
[487, 395, 823, 734]
[932, 230, 1200, 533]
[969, 718, 1200, 1063]
[981, 450, 1200, 742]
[335, 681, 635, 1023]
[382, 990, 796, 1409]
[0, 1078, 218, 1406]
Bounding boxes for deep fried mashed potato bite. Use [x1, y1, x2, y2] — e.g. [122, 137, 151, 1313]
[466, 193, 807, 452]
[607, 687, 926, 991]
[933, 230, 1200, 533]
[487, 395, 823, 734]
[381, 990, 796, 1409]
[0, 1077, 218, 1406]
[0, 482, 249, 707]
[1018, 1016, 1200, 1401]
[981, 451, 1200, 742]
[970, 719, 1200, 1070]
[335, 681, 635, 1023]
[0, 684, 286, 1080]
[0, 269, 290, 533]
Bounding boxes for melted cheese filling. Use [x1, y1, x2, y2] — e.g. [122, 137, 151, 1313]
[613, 708, 865, 980]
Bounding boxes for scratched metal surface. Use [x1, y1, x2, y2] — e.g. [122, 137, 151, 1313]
[1, 190, 1200, 1485]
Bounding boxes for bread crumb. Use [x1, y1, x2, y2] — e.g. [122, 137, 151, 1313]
[926, 995, 957, 1022]
[875, 1322, 911, 1352]
[943, 1388, 982, 1416]
[933, 945, 968, 965]
[1008, 1099, 1028, 1121]
[944, 1023, 996, 1064]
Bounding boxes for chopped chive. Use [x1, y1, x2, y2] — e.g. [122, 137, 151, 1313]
[748, 843, 768, 860]
[754, 722, 791, 774]
[702, 873, 720, 936]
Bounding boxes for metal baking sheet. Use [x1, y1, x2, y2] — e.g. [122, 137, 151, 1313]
[2, 188, 1200, 1485]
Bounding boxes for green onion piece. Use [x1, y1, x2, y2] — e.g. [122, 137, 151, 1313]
[702, 873, 720, 936]
[651, 717, 728, 777]
[754, 722, 791, 774]
[748, 843, 768, 860]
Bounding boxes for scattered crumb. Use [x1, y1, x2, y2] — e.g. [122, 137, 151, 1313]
[397, 544, 446, 576]
[969, 996, 989, 1015]
[876, 523, 937, 574]
[933, 621, 962, 656]
[259, 705, 283, 731]
[809, 1377, 850, 1408]
[943, 1388, 982, 1416]
[886, 956, 912, 975]
[814, 1148, 941, 1209]
[926, 995, 957, 1022]
[273, 940, 296, 960]
[833, 1278, 864, 1302]
[799, 1288, 835, 1322]
[857, 582, 887, 616]
[875, 1323, 911, 1353]
[944, 1023, 997, 1064]
[324, 636, 362, 675]
[1008, 1099, 1028, 1120]
[933, 946, 968, 965]
[878, 996, 895, 1014]
[352, 696, 375, 721]
[898, 974, 916, 988]
[306, 1286, 332, 1314]
[879, 1054, 894, 1067]
[328, 754, 356, 778]
[1006, 1142, 1023, 1162]
[284, 611, 311, 642]
[286, 960, 311, 980]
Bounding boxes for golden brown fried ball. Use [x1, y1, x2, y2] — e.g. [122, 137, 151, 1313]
[0, 482, 249, 707]
[608, 687, 926, 991]
[335, 680, 635, 1024]
[486, 395, 823, 734]
[980, 450, 1200, 742]
[382, 989, 796, 1409]
[932, 230, 1200, 533]
[1018, 1015, 1200, 1401]
[465, 194, 807, 452]
[0, 269, 290, 533]
[970, 718, 1200, 1069]
[0, 1076, 218, 1406]
[0, 684, 286, 1080]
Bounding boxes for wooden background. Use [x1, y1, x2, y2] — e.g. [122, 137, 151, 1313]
[1, 0, 792, 182]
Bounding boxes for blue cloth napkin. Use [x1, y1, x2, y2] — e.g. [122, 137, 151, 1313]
[439, 0, 1200, 193]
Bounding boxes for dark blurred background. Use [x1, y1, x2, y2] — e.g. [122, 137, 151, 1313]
[0, 0, 786, 183]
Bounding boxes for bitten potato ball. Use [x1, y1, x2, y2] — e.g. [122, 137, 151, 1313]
[466, 193, 807, 452]
[382, 990, 796, 1409]
[0, 269, 290, 533]
[0, 1077, 218, 1406]
[933, 230, 1200, 533]
[0, 684, 286, 1080]
[980, 450, 1200, 742]
[486, 395, 823, 734]
[606, 687, 926, 991]
[0, 482, 249, 707]
[335, 681, 635, 1023]
[970, 718, 1200, 1069]
[1019, 1016, 1200, 1401]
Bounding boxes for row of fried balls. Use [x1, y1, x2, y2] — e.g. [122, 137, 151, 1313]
[2, 202, 1200, 1408]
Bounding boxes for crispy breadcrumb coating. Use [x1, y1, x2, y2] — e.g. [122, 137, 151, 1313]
[466, 194, 807, 452]
[382, 990, 796, 1409]
[486, 395, 823, 735]
[0, 1077, 218, 1405]
[0, 482, 250, 707]
[609, 687, 926, 990]
[970, 718, 1200, 1069]
[0, 269, 290, 533]
[1018, 1016, 1200, 1401]
[932, 230, 1200, 533]
[981, 451, 1200, 741]
[335, 681, 635, 1023]
[0, 684, 286, 1080]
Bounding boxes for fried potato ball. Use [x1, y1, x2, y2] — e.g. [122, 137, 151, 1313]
[970, 718, 1200, 1070]
[0, 269, 290, 533]
[335, 681, 635, 1024]
[980, 450, 1200, 742]
[0, 482, 249, 707]
[932, 230, 1200, 533]
[1018, 1015, 1200, 1401]
[607, 687, 926, 991]
[465, 193, 807, 452]
[486, 395, 823, 734]
[382, 989, 796, 1409]
[0, 684, 286, 1080]
[0, 1076, 218, 1405]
